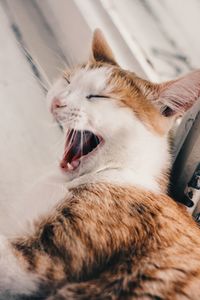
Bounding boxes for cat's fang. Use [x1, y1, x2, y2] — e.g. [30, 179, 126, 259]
[67, 163, 74, 171]
[71, 160, 80, 169]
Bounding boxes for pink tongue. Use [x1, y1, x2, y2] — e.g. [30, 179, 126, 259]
[60, 158, 68, 169]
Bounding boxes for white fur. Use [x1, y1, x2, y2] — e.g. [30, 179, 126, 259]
[0, 169, 71, 297]
[0, 236, 38, 297]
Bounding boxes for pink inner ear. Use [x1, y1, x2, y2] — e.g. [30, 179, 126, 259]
[158, 70, 200, 116]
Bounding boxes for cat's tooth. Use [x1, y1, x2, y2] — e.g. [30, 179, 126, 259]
[71, 160, 80, 169]
[67, 163, 73, 170]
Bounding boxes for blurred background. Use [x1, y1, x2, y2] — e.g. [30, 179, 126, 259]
[0, 0, 200, 223]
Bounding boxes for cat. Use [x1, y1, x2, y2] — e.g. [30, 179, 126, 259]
[0, 29, 200, 300]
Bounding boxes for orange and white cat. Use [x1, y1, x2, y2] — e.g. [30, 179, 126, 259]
[0, 29, 200, 299]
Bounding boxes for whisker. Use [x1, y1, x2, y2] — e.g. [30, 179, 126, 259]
[78, 130, 84, 176]
[63, 129, 77, 158]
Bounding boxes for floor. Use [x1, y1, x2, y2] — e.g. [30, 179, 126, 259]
[0, 4, 63, 236]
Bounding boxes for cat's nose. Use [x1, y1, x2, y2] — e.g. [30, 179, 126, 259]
[51, 98, 66, 113]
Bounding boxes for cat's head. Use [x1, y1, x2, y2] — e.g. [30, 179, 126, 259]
[47, 29, 200, 190]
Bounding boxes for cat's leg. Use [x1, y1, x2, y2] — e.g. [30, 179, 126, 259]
[0, 235, 39, 297]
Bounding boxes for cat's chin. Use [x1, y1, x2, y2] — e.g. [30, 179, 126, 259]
[60, 129, 104, 173]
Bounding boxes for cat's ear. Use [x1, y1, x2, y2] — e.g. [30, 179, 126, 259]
[91, 29, 118, 65]
[154, 70, 200, 117]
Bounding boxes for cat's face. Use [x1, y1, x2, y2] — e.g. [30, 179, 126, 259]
[47, 30, 200, 186]
[47, 65, 146, 177]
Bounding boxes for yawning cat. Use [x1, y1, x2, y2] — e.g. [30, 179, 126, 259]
[1, 29, 200, 300]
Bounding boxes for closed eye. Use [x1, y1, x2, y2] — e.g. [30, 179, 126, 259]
[64, 76, 70, 84]
[86, 95, 110, 100]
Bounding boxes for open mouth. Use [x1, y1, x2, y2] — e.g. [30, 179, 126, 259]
[60, 130, 103, 172]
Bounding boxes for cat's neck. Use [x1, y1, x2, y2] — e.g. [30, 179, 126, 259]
[66, 167, 167, 194]
[66, 134, 171, 194]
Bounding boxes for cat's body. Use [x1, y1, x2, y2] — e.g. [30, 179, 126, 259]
[0, 29, 200, 299]
[6, 183, 200, 300]
[47, 183, 200, 300]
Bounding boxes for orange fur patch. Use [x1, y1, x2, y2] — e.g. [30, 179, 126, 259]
[108, 67, 170, 135]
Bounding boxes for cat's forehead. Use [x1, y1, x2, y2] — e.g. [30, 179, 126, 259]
[70, 65, 112, 92]
[69, 64, 143, 97]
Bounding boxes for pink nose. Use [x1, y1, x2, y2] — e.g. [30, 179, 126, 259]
[51, 98, 62, 113]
